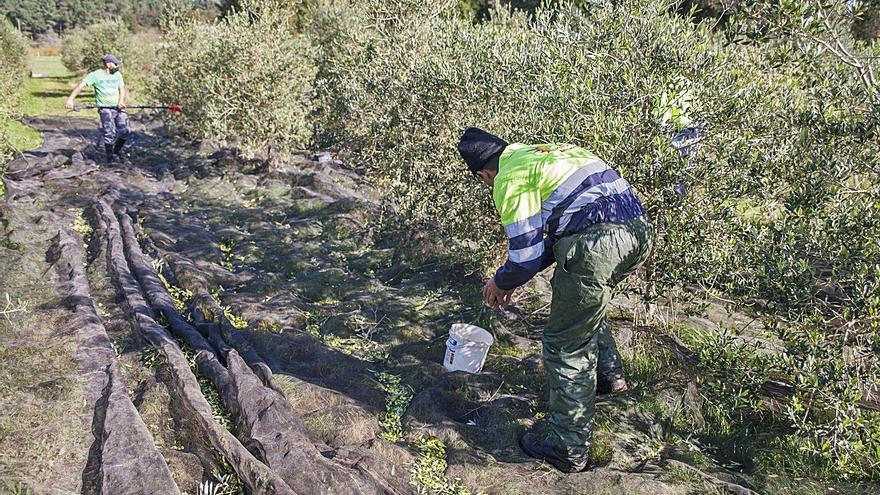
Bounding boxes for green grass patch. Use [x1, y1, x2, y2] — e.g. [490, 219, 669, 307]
[673, 324, 712, 350]
[0, 481, 34, 494]
[755, 435, 840, 481]
[29, 55, 72, 77]
[486, 358, 545, 398]
[0, 119, 41, 152]
[0, 120, 43, 197]
[664, 462, 706, 486]
[623, 340, 675, 389]
[588, 431, 614, 465]
[0, 117, 41, 196]
[20, 56, 83, 117]
[489, 334, 533, 359]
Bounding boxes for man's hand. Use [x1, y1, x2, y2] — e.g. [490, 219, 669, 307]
[483, 277, 513, 309]
[65, 81, 86, 110]
[118, 86, 127, 110]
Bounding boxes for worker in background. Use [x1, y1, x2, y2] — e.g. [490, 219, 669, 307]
[65, 54, 129, 163]
[457, 127, 653, 472]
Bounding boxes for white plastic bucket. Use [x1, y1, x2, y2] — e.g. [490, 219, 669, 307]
[443, 324, 494, 374]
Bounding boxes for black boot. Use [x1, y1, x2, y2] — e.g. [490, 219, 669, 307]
[112, 138, 126, 157]
[596, 376, 628, 395]
[519, 433, 589, 473]
[104, 144, 114, 163]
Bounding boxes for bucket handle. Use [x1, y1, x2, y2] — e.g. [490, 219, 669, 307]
[471, 306, 488, 325]
[466, 306, 497, 344]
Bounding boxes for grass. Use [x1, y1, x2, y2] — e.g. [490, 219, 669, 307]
[0, 482, 35, 494]
[588, 431, 614, 465]
[1, 55, 81, 177]
[19, 56, 87, 117]
[665, 462, 707, 485]
[29, 55, 72, 78]
[0, 308, 85, 490]
[0, 120, 41, 152]
[622, 339, 675, 390]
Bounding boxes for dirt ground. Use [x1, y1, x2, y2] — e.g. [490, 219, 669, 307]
[1, 116, 874, 494]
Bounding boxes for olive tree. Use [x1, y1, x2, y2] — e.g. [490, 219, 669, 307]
[153, 0, 315, 161]
[157, 0, 880, 479]
[61, 19, 133, 73]
[0, 18, 28, 167]
[304, 0, 880, 479]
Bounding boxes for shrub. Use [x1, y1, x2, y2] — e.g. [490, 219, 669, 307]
[155, 0, 880, 480]
[152, 0, 315, 160]
[59, 21, 157, 105]
[122, 30, 162, 105]
[0, 18, 28, 164]
[304, 0, 880, 480]
[61, 19, 133, 74]
[852, 2, 880, 42]
[304, 0, 742, 270]
[0, 17, 27, 103]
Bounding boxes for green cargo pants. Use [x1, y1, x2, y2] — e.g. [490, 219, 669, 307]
[543, 215, 653, 455]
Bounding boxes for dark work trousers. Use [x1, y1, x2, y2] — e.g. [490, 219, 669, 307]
[543, 215, 653, 457]
[98, 108, 130, 146]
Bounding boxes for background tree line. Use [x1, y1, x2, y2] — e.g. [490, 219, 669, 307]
[9, 0, 877, 40]
[455, 0, 880, 41]
[1, 0, 220, 37]
[0, 19, 27, 171]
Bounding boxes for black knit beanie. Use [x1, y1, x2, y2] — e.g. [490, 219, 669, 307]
[457, 127, 508, 174]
